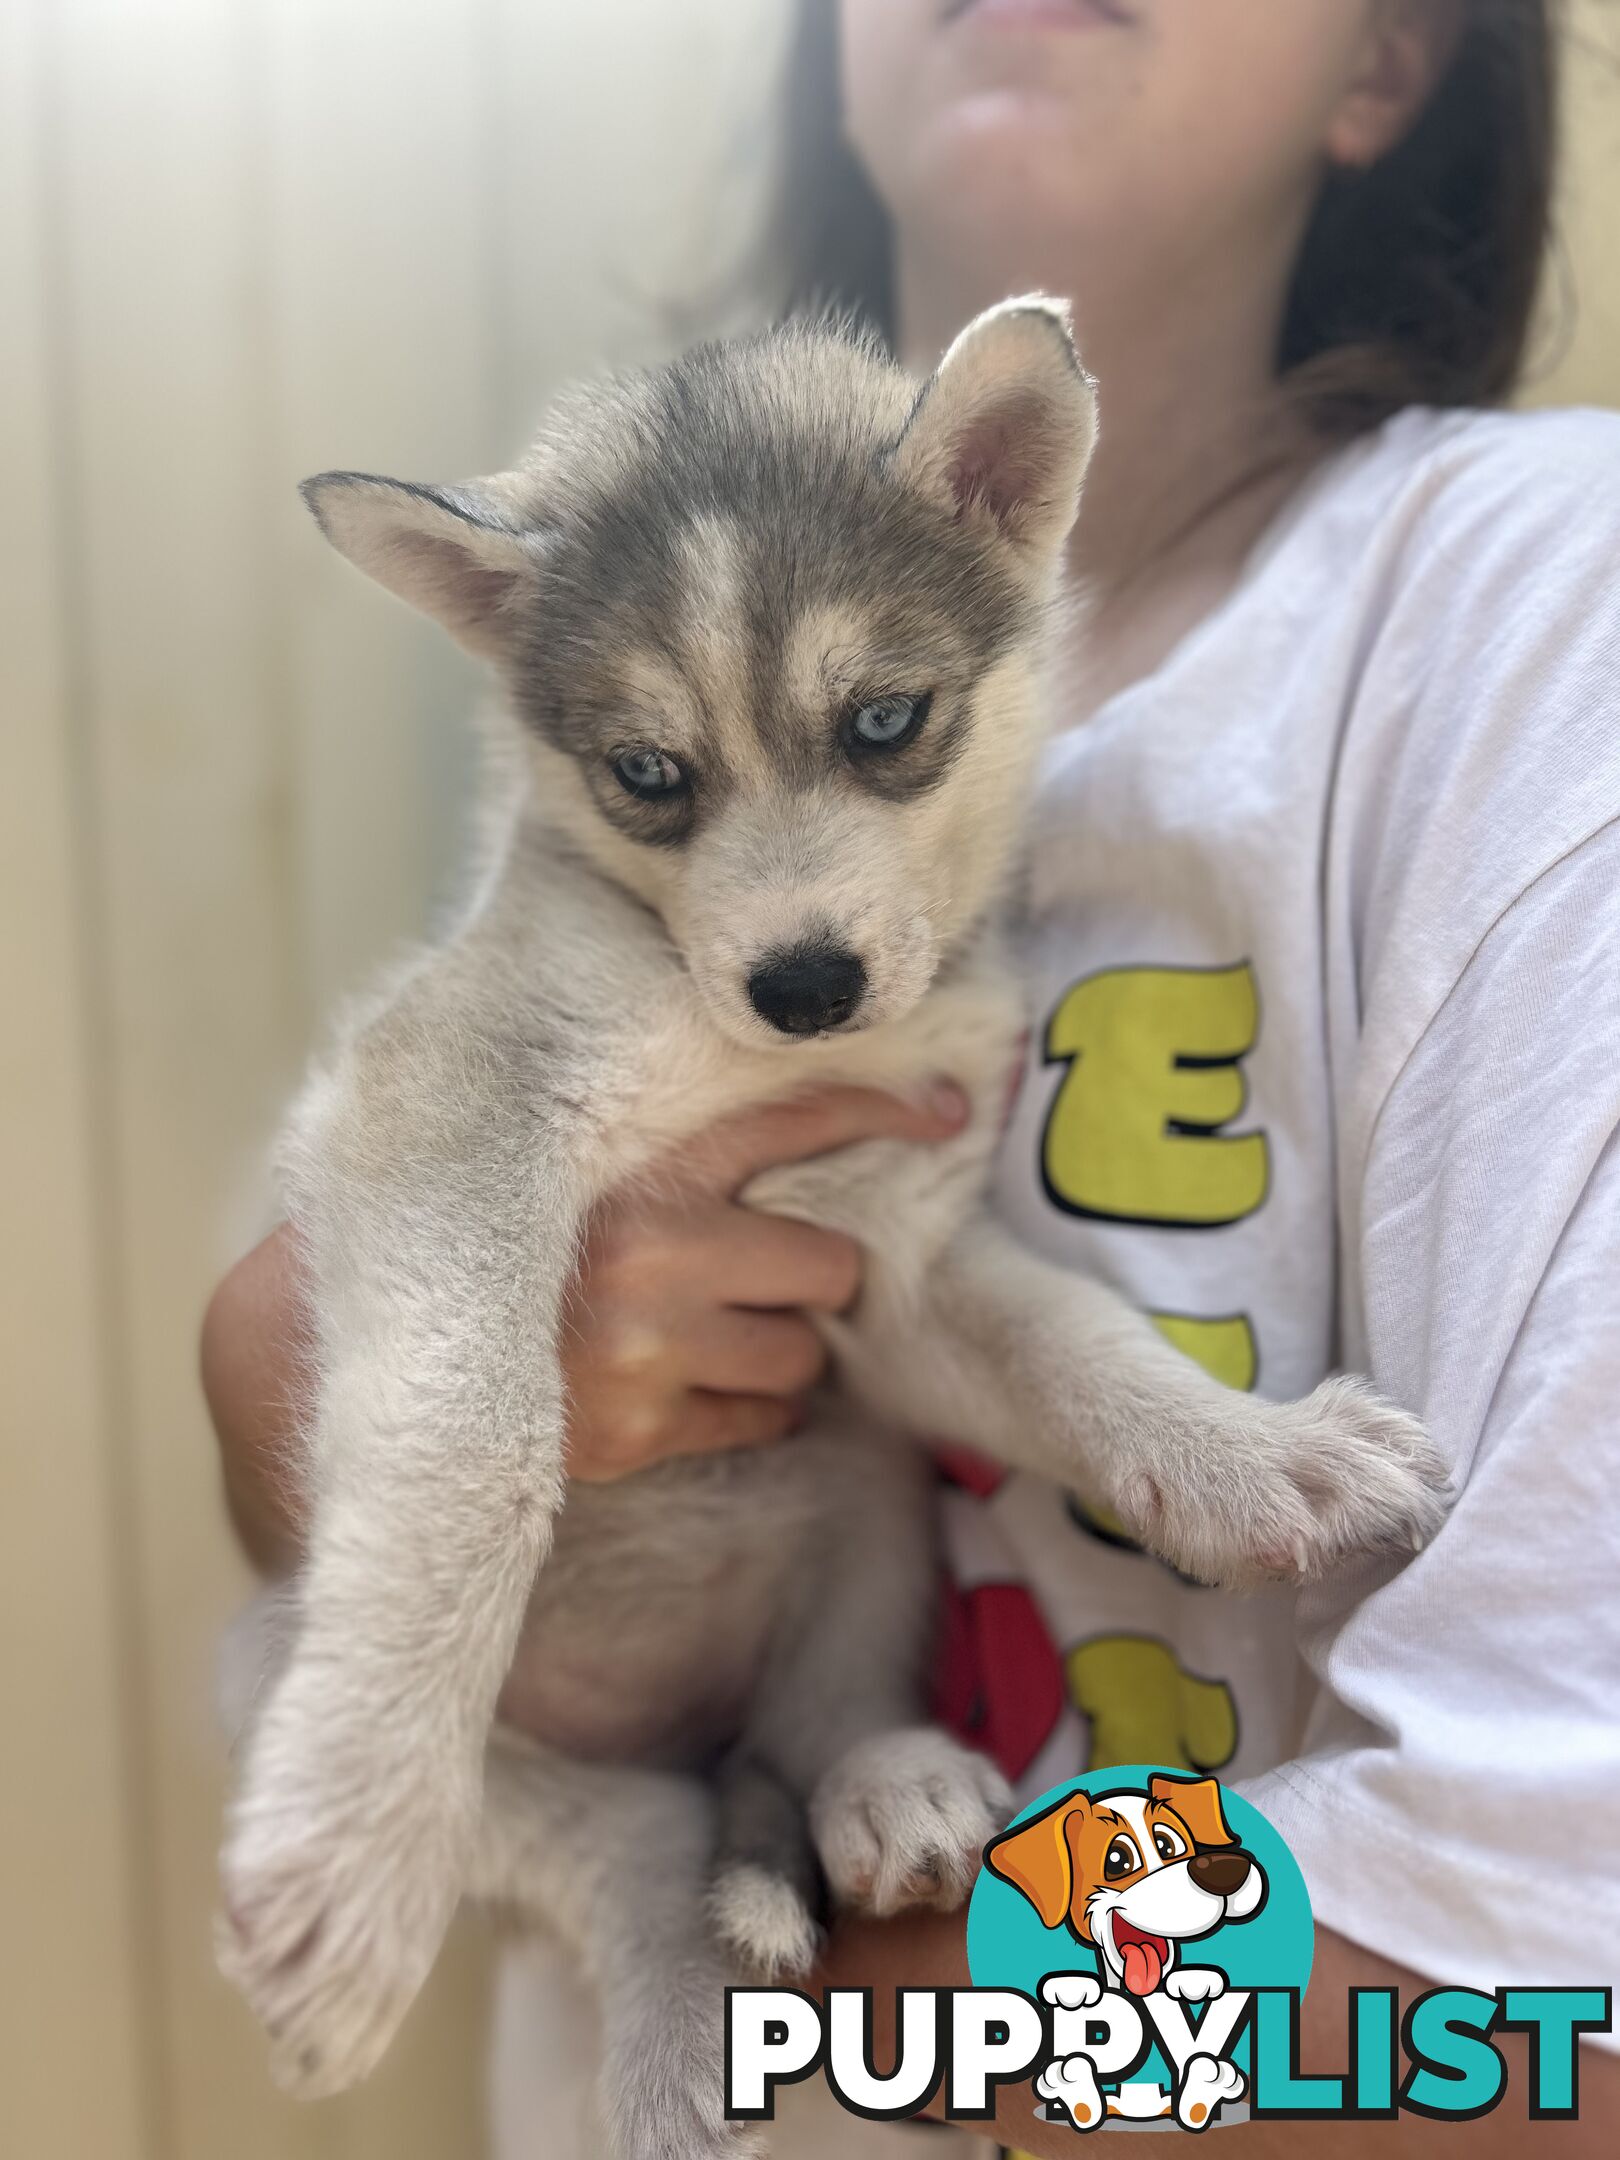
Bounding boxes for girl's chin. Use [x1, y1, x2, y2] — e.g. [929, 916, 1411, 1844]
[903, 110, 1131, 233]
[922, 83, 1133, 178]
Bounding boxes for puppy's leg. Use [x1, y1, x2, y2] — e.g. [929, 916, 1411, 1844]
[810, 1723, 1012, 1922]
[843, 1217, 1449, 1590]
[730, 1440, 1010, 1946]
[217, 1056, 591, 2094]
[473, 1733, 761, 2160]
[710, 1751, 823, 1982]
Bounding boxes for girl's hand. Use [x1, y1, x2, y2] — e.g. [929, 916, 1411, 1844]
[202, 1082, 969, 1566]
[561, 1083, 969, 1480]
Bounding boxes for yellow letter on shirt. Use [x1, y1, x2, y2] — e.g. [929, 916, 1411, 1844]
[1042, 962, 1268, 1227]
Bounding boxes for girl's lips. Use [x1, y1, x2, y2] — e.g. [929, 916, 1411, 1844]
[944, 0, 1135, 29]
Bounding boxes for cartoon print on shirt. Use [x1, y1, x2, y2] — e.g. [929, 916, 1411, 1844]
[934, 1455, 1241, 1794]
[935, 1571, 1068, 1786]
[1151, 1310, 1258, 1392]
[1041, 961, 1269, 1227]
[1027, 963, 1256, 1832]
[1067, 1310, 1260, 1567]
[935, 952, 1265, 2121]
[1066, 1635, 1238, 1777]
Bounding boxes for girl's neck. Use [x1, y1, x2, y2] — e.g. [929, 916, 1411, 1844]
[895, 230, 1325, 717]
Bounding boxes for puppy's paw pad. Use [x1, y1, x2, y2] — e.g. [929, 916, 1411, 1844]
[711, 1864, 821, 1982]
[811, 1729, 1010, 1918]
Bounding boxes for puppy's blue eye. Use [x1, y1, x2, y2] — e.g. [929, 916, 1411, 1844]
[613, 747, 686, 800]
[848, 692, 929, 752]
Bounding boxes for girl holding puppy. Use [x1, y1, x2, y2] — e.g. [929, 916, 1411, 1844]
[207, 3, 1620, 2150]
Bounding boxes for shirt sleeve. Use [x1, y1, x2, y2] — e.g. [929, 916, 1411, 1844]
[1241, 821, 1620, 2022]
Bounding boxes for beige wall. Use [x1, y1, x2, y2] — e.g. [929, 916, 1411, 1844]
[1, 7, 1614, 2159]
[1532, 0, 1620, 409]
[1, 6, 786, 2158]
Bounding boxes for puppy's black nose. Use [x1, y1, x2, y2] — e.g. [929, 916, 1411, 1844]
[747, 946, 867, 1036]
[1189, 1849, 1252, 1898]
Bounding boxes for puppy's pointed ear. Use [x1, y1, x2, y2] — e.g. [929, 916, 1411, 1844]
[300, 471, 548, 661]
[985, 1790, 1091, 1929]
[886, 296, 1098, 565]
[1149, 1774, 1237, 1851]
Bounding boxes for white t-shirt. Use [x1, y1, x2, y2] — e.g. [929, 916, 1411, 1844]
[942, 400, 1620, 2029]
[491, 403, 1620, 2158]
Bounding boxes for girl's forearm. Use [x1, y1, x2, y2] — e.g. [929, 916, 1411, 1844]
[200, 1223, 310, 1575]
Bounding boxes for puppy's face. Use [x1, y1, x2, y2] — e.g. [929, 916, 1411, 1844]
[515, 509, 1043, 1048]
[303, 302, 1097, 1046]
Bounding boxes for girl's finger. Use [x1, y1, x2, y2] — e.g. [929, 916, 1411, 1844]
[683, 1081, 971, 1197]
[691, 1204, 865, 1314]
[674, 1391, 804, 1457]
[679, 1307, 829, 1398]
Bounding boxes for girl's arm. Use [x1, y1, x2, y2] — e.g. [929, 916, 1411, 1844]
[201, 1085, 968, 1570]
[201, 1223, 311, 1574]
[1239, 825, 1620, 2030]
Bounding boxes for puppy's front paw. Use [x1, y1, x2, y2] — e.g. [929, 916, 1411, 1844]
[1037, 2052, 1106, 2132]
[811, 1729, 1010, 1917]
[217, 1676, 471, 2096]
[1122, 1377, 1449, 1590]
[710, 1862, 821, 1982]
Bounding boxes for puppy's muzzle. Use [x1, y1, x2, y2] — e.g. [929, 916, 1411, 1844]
[1188, 1849, 1254, 1898]
[747, 943, 867, 1036]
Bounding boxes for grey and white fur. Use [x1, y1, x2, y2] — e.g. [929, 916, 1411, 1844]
[216, 300, 1447, 2156]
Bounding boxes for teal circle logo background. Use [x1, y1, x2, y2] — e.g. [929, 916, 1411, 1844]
[967, 1767, 1314, 2059]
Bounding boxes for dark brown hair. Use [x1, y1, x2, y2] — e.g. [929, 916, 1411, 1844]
[758, 0, 1560, 440]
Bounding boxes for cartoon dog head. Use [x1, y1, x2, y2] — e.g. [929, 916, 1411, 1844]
[986, 1775, 1266, 1997]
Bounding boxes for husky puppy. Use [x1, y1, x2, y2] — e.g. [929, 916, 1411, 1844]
[217, 301, 1445, 2156]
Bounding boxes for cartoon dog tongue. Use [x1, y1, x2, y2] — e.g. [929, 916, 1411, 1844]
[1117, 1927, 1166, 1996]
